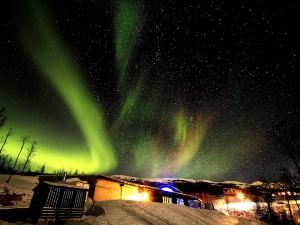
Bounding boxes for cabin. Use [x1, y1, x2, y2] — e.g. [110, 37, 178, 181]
[93, 175, 201, 208]
[29, 181, 89, 222]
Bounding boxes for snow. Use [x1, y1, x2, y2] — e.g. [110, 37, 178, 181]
[0, 174, 37, 208]
[0, 200, 265, 225]
[79, 200, 263, 225]
[0, 174, 266, 224]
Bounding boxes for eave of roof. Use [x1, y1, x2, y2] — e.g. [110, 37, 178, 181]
[96, 175, 199, 200]
[41, 181, 89, 190]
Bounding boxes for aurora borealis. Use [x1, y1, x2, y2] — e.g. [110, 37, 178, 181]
[18, 0, 116, 173]
[114, 0, 144, 88]
[1, 0, 300, 181]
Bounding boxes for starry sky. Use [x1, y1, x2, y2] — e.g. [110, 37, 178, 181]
[0, 0, 299, 182]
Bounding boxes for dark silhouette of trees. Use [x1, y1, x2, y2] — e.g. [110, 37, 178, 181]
[21, 141, 36, 174]
[6, 136, 29, 183]
[253, 195, 263, 221]
[7, 156, 13, 171]
[274, 116, 300, 177]
[39, 163, 46, 174]
[280, 167, 300, 224]
[262, 192, 280, 224]
[280, 168, 294, 223]
[273, 115, 300, 224]
[0, 155, 13, 171]
[0, 107, 40, 175]
[0, 128, 14, 155]
[0, 154, 9, 171]
[0, 107, 7, 128]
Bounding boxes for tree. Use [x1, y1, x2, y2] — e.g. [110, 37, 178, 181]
[0, 154, 9, 171]
[0, 128, 14, 155]
[274, 116, 300, 177]
[40, 163, 46, 174]
[262, 192, 279, 224]
[254, 196, 263, 221]
[0, 107, 7, 128]
[6, 156, 13, 171]
[21, 141, 36, 174]
[6, 135, 30, 183]
[280, 167, 299, 224]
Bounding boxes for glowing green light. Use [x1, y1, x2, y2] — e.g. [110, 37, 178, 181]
[161, 111, 208, 176]
[174, 111, 187, 145]
[114, 77, 144, 128]
[17, 1, 116, 173]
[0, 0, 264, 180]
[114, 0, 143, 88]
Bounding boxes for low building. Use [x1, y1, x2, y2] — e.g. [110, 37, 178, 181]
[93, 175, 201, 208]
[29, 181, 89, 223]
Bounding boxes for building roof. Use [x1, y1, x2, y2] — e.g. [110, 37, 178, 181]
[34, 181, 89, 191]
[96, 175, 199, 200]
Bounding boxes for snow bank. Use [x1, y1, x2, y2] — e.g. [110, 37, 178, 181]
[80, 200, 264, 225]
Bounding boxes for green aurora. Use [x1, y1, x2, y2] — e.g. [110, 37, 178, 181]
[0, 0, 266, 180]
[114, 0, 144, 89]
[1, 1, 117, 173]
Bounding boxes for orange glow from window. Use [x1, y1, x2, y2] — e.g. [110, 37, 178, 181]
[237, 192, 245, 200]
[129, 192, 149, 201]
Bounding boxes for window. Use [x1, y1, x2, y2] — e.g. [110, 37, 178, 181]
[45, 188, 60, 207]
[204, 202, 214, 210]
[188, 199, 194, 207]
[74, 191, 85, 208]
[193, 200, 201, 208]
[163, 196, 172, 204]
[176, 198, 184, 205]
[61, 189, 74, 208]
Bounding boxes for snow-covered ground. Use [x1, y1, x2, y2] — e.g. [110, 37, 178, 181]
[0, 174, 38, 208]
[0, 174, 265, 224]
[81, 200, 264, 225]
[0, 200, 264, 225]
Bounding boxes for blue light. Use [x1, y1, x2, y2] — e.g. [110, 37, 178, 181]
[159, 184, 177, 193]
[161, 187, 174, 192]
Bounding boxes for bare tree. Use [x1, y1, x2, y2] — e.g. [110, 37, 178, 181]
[0, 107, 7, 128]
[280, 167, 300, 223]
[280, 168, 294, 222]
[6, 156, 13, 170]
[0, 154, 9, 171]
[274, 117, 300, 177]
[6, 135, 30, 183]
[262, 192, 280, 224]
[0, 128, 14, 155]
[39, 163, 46, 174]
[21, 141, 36, 174]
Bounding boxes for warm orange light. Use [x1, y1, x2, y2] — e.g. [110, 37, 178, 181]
[227, 202, 256, 211]
[130, 192, 149, 201]
[237, 192, 245, 200]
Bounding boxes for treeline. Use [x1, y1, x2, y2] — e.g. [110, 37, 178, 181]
[270, 115, 300, 224]
[0, 106, 46, 182]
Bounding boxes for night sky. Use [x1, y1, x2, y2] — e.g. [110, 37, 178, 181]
[0, 0, 299, 182]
